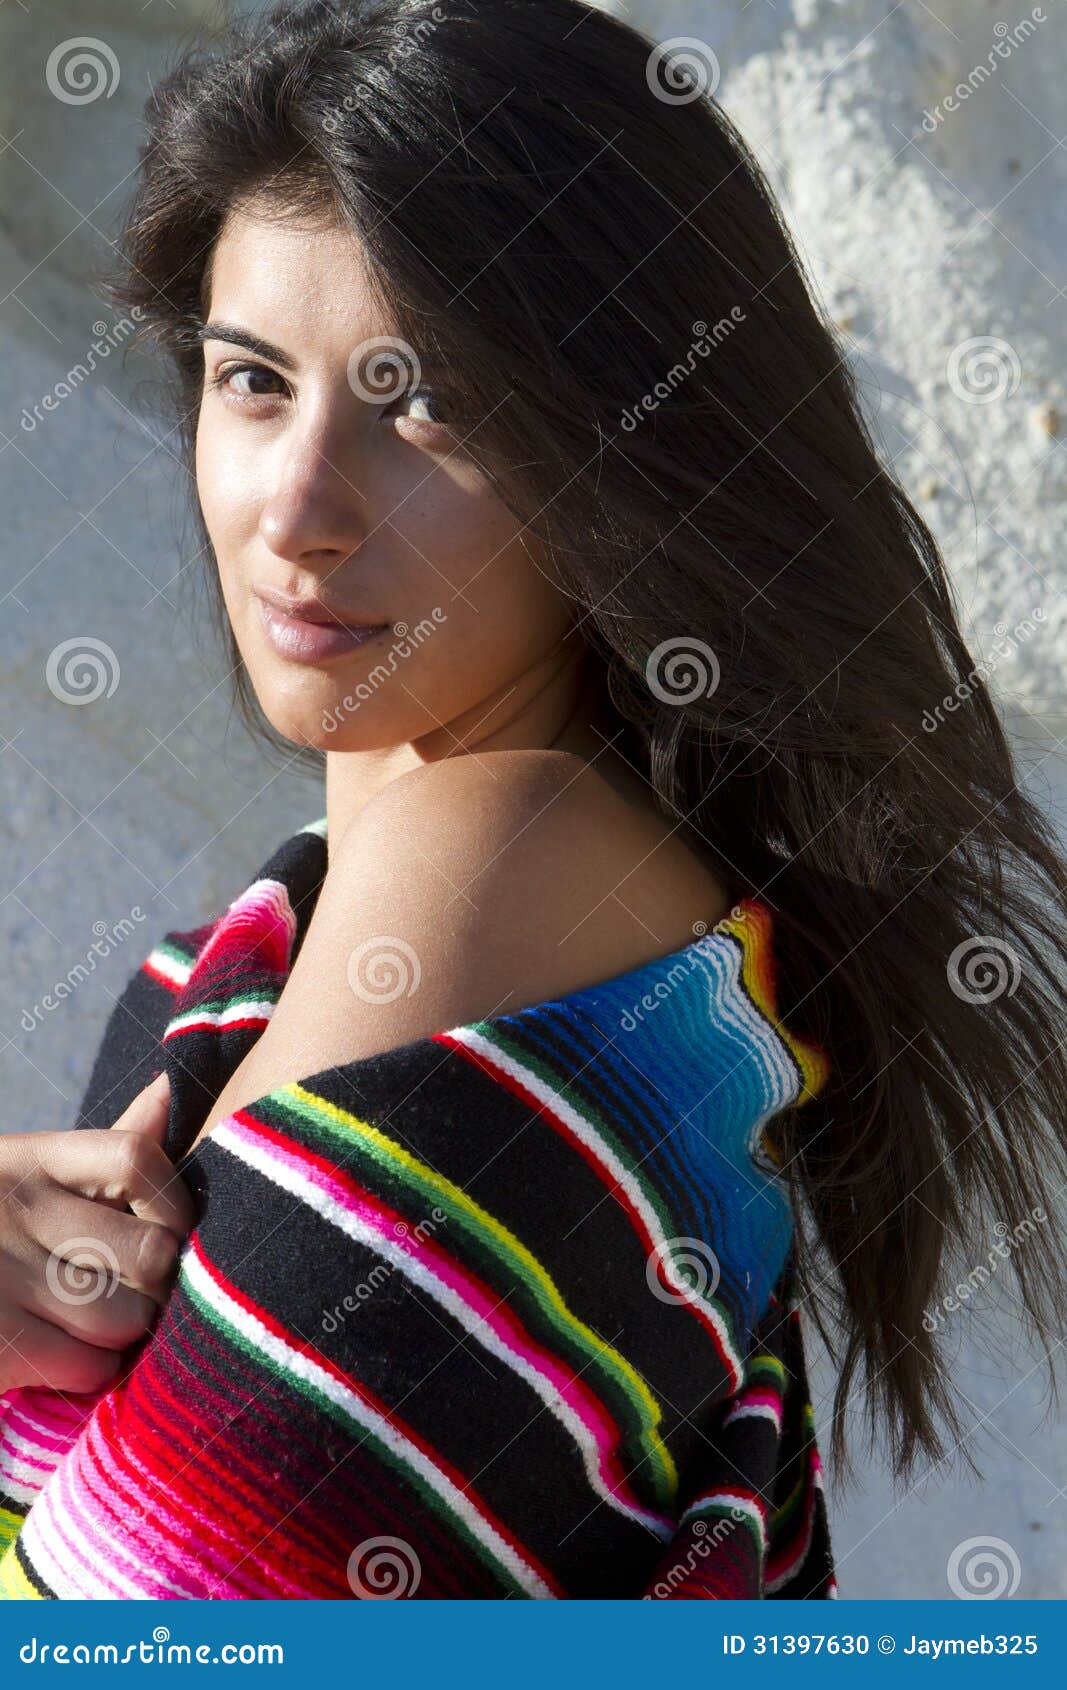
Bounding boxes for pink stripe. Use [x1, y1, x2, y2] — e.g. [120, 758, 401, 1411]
[3, 1387, 98, 1440]
[30, 1450, 131, 1599]
[1, 1395, 96, 1458]
[84, 1393, 272, 1599]
[0, 1439, 59, 1486]
[723, 1387, 783, 1428]
[87, 1364, 313, 1599]
[232, 1115, 671, 1530]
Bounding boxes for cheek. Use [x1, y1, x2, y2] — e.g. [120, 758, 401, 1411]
[196, 410, 246, 538]
[405, 523, 573, 712]
[194, 410, 263, 603]
[397, 468, 566, 628]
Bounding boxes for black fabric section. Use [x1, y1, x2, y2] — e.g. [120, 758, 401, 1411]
[184, 1132, 671, 1596]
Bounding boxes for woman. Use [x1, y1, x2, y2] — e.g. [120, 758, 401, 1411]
[1, 0, 1065, 1600]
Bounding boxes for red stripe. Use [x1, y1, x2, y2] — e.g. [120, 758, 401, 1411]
[142, 1325, 343, 1594]
[435, 1029, 743, 1391]
[190, 1233, 567, 1597]
[163, 1013, 271, 1041]
[228, 1108, 651, 1511]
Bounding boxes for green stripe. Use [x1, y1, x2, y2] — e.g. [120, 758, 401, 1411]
[255, 1083, 679, 1510]
[181, 1270, 537, 1597]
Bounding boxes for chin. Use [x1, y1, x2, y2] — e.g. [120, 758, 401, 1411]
[249, 668, 404, 754]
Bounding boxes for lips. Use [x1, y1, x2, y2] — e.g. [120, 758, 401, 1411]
[253, 586, 389, 664]
[253, 584, 382, 630]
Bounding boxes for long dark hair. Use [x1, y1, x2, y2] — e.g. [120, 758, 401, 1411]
[97, 0, 1067, 1482]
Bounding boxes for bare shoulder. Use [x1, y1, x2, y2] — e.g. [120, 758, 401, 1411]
[208, 751, 730, 1109]
[326, 747, 730, 1026]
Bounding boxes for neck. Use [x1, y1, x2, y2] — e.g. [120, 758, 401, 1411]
[324, 641, 620, 862]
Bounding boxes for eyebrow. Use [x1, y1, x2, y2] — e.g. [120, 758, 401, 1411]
[196, 321, 298, 373]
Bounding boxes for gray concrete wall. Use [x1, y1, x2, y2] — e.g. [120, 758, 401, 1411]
[1, 0, 323, 1117]
[599, 0, 1067, 1603]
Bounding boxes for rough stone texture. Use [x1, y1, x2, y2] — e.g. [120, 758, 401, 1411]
[596, 0, 1067, 1602]
[1, 1, 326, 1120]
[2, 0, 1065, 1601]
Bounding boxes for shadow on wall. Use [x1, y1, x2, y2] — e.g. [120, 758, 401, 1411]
[1, 1, 318, 1128]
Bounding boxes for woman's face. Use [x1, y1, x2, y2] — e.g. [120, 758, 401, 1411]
[194, 199, 576, 752]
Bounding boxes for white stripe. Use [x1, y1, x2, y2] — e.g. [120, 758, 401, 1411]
[164, 998, 277, 1036]
[20, 1436, 193, 1600]
[722, 1400, 783, 1432]
[444, 1022, 746, 1388]
[182, 1241, 557, 1598]
[683, 1488, 767, 1550]
[213, 1121, 671, 1539]
[146, 947, 192, 988]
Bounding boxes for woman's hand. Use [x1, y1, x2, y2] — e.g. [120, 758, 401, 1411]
[0, 1071, 195, 1397]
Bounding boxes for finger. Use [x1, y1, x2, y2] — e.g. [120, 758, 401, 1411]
[110, 1068, 171, 1141]
[24, 1126, 196, 1242]
[9, 1240, 164, 1352]
[15, 1185, 183, 1307]
[0, 1309, 127, 1397]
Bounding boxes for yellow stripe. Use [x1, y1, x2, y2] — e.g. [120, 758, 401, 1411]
[278, 1081, 680, 1502]
[715, 904, 832, 1106]
[0, 1536, 42, 1599]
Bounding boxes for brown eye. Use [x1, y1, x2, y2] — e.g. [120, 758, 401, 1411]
[211, 363, 286, 399]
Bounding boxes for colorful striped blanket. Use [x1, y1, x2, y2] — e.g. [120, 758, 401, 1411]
[0, 816, 837, 1599]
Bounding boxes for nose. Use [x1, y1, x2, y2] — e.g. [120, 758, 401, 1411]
[257, 432, 368, 568]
